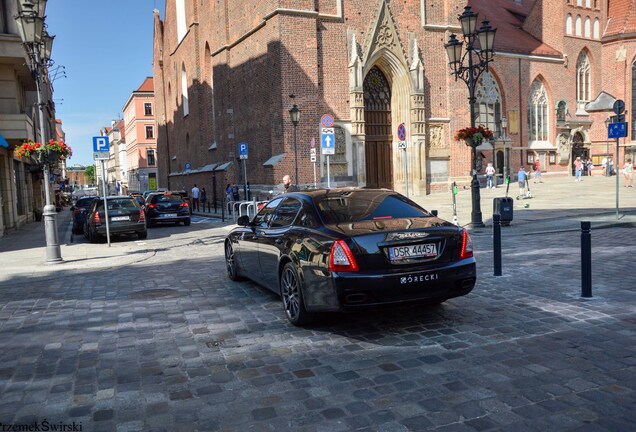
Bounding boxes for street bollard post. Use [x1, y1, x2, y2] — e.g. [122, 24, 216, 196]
[581, 221, 592, 297]
[493, 213, 502, 276]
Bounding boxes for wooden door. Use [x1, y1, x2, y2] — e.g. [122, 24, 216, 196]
[364, 66, 393, 189]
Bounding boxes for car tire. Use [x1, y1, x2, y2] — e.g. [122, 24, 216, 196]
[88, 228, 98, 244]
[184, 218, 191, 226]
[137, 230, 147, 240]
[280, 262, 315, 327]
[224, 240, 243, 281]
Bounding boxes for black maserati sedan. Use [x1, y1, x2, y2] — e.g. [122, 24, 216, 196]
[224, 188, 476, 326]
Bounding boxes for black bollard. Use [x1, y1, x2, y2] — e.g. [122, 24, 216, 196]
[581, 221, 592, 298]
[493, 213, 502, 276]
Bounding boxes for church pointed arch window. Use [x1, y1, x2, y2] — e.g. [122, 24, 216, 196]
[475, 71, 502, 138]
[576, 52, 591, 114]
[528, 80, 548, 142]
[181, 63, 189, 117]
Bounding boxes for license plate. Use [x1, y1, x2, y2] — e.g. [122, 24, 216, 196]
[389, 243, 437, 261]
[161, 213, 177, 218]
[111, 216, 130, 221]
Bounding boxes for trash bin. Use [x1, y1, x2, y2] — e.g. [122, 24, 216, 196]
[493, 197, 513, 226]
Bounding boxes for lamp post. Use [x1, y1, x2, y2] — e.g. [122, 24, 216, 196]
[15, 0, 62, 263]
[445, 5, 496, 228]
[288, 104, 300, 187]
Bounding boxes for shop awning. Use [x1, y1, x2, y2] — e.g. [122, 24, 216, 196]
[263, 153, 286, 167]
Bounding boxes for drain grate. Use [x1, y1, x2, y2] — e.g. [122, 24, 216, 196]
[129, 289, 179, 299]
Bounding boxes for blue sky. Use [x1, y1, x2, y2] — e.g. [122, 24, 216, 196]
[46, 0, 165, 166]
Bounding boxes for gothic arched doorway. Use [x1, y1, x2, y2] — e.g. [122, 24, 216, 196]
[571, 132, 587, 175]
[364, 66, 393, 189]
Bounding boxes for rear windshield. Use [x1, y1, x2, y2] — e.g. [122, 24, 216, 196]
[314, 191, 430, 224]
[96, 199, 138, 211]
[76, 198, 95, 209]
[155, 194, 184, 203]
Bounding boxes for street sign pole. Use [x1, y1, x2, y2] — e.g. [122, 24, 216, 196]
[243, 158, 248, 201]
[616, 135, 620, 219]
[404, 147, 409, 197]
[320, 118, 335, 188]
[100, 159, 111, 247]
[610, 100, 626, 220]
[327, 155, 331, 189]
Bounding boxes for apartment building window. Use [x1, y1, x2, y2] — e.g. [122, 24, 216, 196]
[576, 51, 591, 113]
[147, 149, 156, 166]
[144, 103, 153, 116]
[145, 125, 154, 139]
[528, 80, 548, 142]
[566, 14, 573, 35]
[475, 72, 502, 138]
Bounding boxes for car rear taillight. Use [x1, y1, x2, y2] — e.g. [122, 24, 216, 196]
[147, 204, 157, 209]
[139, 209, 145, 221]
[329, 240, 359, 272]
[459, 229, 473, 259]
[94, 212, 102, 225]
[180, 201, 189, 208]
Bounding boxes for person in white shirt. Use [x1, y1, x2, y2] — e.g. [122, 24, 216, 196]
[485, 163, 496, 189]
[191, 184, 201, 211]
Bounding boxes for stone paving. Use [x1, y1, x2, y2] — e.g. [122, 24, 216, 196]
[0, 177, 635, 431]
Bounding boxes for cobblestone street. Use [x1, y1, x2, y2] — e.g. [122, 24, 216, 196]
[0, 197, 635, 431]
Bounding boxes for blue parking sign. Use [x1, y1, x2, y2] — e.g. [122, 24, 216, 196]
[238, 142, 248, 159]
[93, 136, 109, 152]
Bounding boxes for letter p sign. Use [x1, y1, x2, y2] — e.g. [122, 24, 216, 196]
[93, 136, 110, 152]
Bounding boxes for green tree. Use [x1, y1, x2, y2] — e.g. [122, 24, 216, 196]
[84, 165, 96, 185]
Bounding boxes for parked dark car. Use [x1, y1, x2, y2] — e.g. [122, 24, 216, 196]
[70, 196, 97, 234]
[83, 196, 147, 243]
[224, 188, 476, 326]
[144, 191, 191, 227]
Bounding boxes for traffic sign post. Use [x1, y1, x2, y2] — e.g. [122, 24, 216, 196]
[310, 138, 317, 189]
[397, 123, 409, 197]
[93, 136, 112, 246]
[320, 117, 335, 188]
[239, 143, 248, 199]
[609, 100, 626, 220]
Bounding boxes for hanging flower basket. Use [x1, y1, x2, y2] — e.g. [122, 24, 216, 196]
[13, 139, 72, 166]
[454, 125, 493, 147]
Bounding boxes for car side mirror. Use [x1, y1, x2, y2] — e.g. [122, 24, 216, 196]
[236, 215, 250, 226]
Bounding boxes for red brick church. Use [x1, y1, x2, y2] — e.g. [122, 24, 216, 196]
[152, 0, 636, 198]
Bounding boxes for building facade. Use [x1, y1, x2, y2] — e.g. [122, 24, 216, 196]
[152, 0, 636, 201]
[122, 77, 159, 193]
[0, 0, 59, 237]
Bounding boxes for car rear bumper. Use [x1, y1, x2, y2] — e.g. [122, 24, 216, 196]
[95, 222, 146, 235]
[329, 259, 476, 309]
[147, 213, 190, 223]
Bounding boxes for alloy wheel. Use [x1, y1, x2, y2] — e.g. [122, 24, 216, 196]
[225, 241, 237, 280]
[281, 266, 300, 321]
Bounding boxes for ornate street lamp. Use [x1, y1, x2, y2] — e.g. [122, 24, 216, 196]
[445, 5, 496, 228]
[288, 104, 300, 187]
[15, 0, 62, 263]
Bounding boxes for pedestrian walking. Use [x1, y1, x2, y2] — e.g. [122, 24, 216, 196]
[533, 158, 542, 183]
[586, 159, 594, 176]
[601, 157, 608, 176]
[574, 157, 584, 181]
[517, 166, 527, 196]
[225, 183, 232, 202]
[201, 187, 207, 210]
[485, 163, 496, 189]
[623, 158, 634, 187]
[282, 174, 299, 193]
[231, 183, 240, 201]
[608, 157, 615, 176]
[191, 184, 200, 211]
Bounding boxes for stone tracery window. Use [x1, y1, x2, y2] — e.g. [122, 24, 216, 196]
[475, 71, 502, 138]
[528, 80, 548, 142]
[576, 51, 591, 113]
